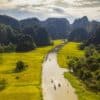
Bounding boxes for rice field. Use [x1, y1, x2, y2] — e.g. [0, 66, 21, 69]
[0, 40, 62, 100]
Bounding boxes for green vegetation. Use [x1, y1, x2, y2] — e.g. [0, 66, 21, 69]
[87, 28, 100, 45]
[0, 22, 52, 52]
[64, 73, 100, 100]
[68, 46, 100, 92]
[58, 42, 84, 68]
[0, 43, 16, 53]
[0, 40, 62, 100]
[58, 42, 100, 100]
[0, 79, 7, 91]
[22, 26, 52, 47]
[15, 61, 28, 73]
[68, 28, 88, 42]
[16, 35, 36, 52]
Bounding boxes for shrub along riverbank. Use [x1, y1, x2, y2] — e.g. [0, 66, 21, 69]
[58, 42, 100, 100]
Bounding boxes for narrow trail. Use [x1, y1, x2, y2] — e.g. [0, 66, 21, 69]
[42, 45, 78, 100]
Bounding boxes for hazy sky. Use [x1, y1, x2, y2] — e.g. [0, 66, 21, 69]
[0, 0, 100, 22]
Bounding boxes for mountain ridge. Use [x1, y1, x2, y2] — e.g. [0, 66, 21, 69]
[0, 15, 100, 39]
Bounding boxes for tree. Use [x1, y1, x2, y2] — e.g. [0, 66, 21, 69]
[23, 26, 52, 46]
[0, 24, 15, 44]
[68, 45, 100, 91]
[15, 61, 27, 73]
[85, 45, 96, 57]
[16, 35, 36, 52]
[35, 27, 52, 46]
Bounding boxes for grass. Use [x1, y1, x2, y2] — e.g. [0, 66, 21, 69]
[58, 42, 100, 100]
[0, 40, 62, 100]
[64, 73, 100, 100]
[58, 42, 84, 68]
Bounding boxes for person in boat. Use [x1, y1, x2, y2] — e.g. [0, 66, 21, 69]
[54, 84, 56, 90]
[58, 83, 61, 87]
[51, 79, 53, 83]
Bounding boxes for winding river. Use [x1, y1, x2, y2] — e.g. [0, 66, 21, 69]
[42, 45, 78, 100]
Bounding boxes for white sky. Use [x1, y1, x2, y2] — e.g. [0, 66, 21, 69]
[0, 0, 100, 22]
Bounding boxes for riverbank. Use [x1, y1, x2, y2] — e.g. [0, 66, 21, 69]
[42, 45, 78, 100]
[57, 42, 100, 100]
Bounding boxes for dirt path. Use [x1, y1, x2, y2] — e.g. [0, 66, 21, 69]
[42, 46, 78, 100]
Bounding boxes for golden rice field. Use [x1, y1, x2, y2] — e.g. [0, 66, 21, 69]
[0, 40, 62, 100]
[58, 42, 84, 68]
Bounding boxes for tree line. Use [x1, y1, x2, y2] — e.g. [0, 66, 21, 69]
[0, 24, 52, 52]
[68, 28, 100, 92]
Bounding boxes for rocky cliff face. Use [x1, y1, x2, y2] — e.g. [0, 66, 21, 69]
[20, 18, 71, 39]
[72, 16, 100, 34]
[41, 18, 70, 39]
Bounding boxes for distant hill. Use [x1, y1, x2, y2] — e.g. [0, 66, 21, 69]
[0, 14, 100, 43]
[72, 16, 89, 32]
[69, 16, 100, 42]
[88, 20, 100, 34]
[0, 15, 52, 51]
[72, 16, 100, 34]
[0, 15, 20, 31]
[20, 16, 100, 40]
[41, 18, 70, 39]
[87, 28, 100, 45]
[68, 28, 88, 42]
[20, 18, 70, 39]
[20, 18, 40, 29]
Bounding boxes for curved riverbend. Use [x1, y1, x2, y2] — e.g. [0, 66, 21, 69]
[42, 45, 78, 100]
